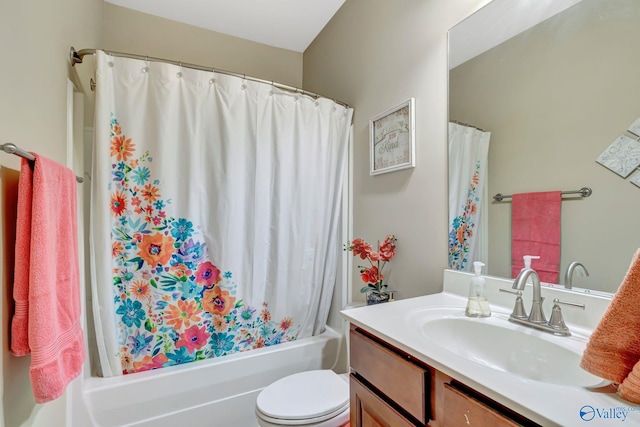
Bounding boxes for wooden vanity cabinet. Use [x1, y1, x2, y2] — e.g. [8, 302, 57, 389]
[350, 327, 430, 426]
[349, 326, 541, 427]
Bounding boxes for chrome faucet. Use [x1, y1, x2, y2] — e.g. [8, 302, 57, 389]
[512, 268, 546, 324]
[502, 268, 585, 336]
[564, 261, 589, 289]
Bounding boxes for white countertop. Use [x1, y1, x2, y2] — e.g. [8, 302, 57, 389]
[341, 270, 639, 426]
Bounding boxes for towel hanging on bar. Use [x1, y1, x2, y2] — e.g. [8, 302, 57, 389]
[1, 143, 84, 183]
[493, 187, 591, 202]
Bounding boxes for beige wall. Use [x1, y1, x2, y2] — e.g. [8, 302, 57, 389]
[103, 3, 303, 88]
[304, 0, 489, 301]
[450, 0, 640, 293]
[0, 0, 103, 425]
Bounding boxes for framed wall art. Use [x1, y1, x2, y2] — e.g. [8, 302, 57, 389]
[370, 98, 415, 175]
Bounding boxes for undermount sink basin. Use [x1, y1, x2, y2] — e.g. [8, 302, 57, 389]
[412, 308, 605, 387]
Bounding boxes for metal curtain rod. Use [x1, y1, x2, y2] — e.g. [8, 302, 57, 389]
[69, 47, 350, 109]
[493, 187, 592, 202]
[1, 143, 84, 183]
[451, 120, 486, 132]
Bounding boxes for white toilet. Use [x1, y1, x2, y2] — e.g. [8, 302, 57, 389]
[255, 369, 350, 427]
[256, 302, 365, 427]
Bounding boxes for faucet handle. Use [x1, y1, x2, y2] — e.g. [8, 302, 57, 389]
[553, 298, 586, 309]
[548, 298, 585, 336]
[499, 288, 527, 319]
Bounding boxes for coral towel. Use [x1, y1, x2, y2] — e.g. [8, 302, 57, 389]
[619, 360, 640, 403]
[511, 191, 561, 283]
[580, 249, 640, 385]
[10, 155, 85, 403]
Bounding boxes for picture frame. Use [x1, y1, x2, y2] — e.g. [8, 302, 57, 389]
[370, 98, 415, 175]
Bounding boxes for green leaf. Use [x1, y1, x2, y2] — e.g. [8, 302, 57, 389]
[144, 318, 153, 332]
[114, 228, 132, 240]
[150, 279, 158, 288]
[126, 256, 145, 270]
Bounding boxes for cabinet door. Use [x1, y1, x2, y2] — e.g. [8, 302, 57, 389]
[350, 375, 416, 427]
[442, 384, 520, 427]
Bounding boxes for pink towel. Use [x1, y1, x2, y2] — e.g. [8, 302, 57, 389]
[511, 191, 561, 283]
[11, 159, 33, 355]
[10, 155, 85, 403]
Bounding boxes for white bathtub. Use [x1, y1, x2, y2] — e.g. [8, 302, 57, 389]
[70, 326, 343, 427]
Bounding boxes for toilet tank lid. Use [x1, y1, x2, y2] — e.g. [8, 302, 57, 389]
[256, 370, 349, 420]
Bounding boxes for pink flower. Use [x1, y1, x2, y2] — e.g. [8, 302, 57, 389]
[280, 317, 293, 331]
[176, 325, 210, 353]
[368, 251, 381, 262]
[379, 235, 396, 262]
[347, 235, 397, 293]
[361, 266, 382, 284]
[195, 261, 221, 287]
[350, 238, 372, 260]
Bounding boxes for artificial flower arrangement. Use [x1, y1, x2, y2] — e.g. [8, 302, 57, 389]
[345, 235, 397, 296]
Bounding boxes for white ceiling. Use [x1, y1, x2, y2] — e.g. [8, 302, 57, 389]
[449, 0, 583, 69]
[105, 0, 346, 52]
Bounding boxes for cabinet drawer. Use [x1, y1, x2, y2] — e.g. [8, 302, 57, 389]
[350, 374, 415, 427]
[350, 328, 429, 424]
[442, 383, 520, 427]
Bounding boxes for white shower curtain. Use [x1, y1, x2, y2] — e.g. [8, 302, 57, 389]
[448, 122, 491, 271]
[91, 51, 353, 376]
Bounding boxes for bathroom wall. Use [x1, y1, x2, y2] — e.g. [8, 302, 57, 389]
[304, 0, 490, 301]
[0, 0, 103, 425]
[103, 3, 304, 88]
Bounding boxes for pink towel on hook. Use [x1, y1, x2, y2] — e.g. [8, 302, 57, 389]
[511, 191, 562, 283]
[10, 155, 85, 403]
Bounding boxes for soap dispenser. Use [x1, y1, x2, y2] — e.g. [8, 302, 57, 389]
[521, 255, 540, 283]
[523, 255, 540, 271]
[465, 261, 491, 318]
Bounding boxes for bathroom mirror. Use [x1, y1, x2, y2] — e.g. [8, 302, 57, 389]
[448, 0, 640, 294]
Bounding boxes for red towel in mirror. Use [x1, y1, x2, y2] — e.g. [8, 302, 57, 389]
[511, 191, 561, 283]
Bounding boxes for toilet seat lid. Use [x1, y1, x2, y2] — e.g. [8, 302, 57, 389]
[256, 370, 349, 421]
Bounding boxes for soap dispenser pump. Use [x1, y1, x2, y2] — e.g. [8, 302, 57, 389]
[520, 255, 540, 284]
[523, 255, 540, 270]
[465, 261, 491, 318]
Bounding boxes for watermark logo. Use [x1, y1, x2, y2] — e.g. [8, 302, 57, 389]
[580, 405, 640, 422]
[580, 406, 596, 422]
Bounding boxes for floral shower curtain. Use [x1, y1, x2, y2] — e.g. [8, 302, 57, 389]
[448, 122, 491, 271]
[91, 51, 353, 376]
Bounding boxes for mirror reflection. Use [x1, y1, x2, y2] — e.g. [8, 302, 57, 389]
[448, 0, 640, 294]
